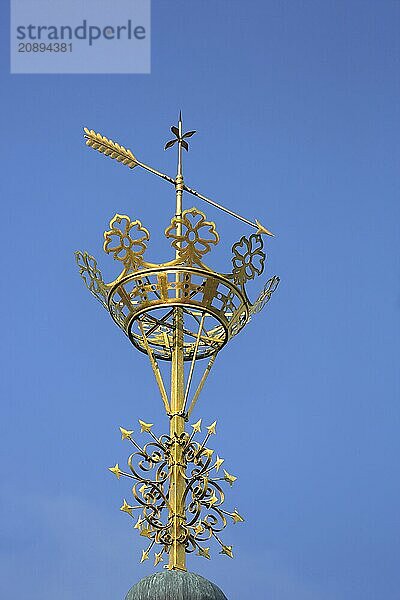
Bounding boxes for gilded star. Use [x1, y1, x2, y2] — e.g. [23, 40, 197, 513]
[207, 421, 217, 435]
[140, 549, 149, 563]
[154, 551, 164, 566]
[220, 545, 234, 558]
[197, 546, 210, 559]
[231, 509, 244, 523]
[108, 463, 123, 479]
[223, 470, 237, 486]
[215, 456, 224, 471]
[139, 420, 153, 433]
[120, 499, 133, 516]
[120, 427, 133, 440]
[191, 419, 202, 433]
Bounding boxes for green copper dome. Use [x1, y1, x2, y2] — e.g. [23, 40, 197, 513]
[125, 571, 228, 600]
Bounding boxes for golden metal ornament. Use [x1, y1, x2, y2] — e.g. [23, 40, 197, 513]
[76, 114, 280, 572]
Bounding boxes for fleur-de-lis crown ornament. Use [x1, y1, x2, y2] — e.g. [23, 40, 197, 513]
[75, 114, 279, 589]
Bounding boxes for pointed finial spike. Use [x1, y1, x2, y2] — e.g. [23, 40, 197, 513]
[108, 463, 123, 479]
[140, 549, 149, 563]
[207, 421, 217, 435]
[191, 419, 202, 433]
[120, 499, 133, 516]
[138, 419, 153, 433]
[120, 426, 133, 441]
[220, 545, 234, 558]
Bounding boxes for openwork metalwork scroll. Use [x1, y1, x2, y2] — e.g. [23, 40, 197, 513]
[109, 420, 242, 567]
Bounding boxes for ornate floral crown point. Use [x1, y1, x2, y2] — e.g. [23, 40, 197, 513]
[75, 205, 279, 363]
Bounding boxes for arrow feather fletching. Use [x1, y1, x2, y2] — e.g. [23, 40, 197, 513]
[83, 128, 139, 169]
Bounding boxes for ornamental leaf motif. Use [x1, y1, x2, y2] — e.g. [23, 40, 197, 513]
[104, 213, 150, 271]
[165, 207, 219, 264]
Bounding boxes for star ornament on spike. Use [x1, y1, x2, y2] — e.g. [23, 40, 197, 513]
[197, 546, 211, 560]
[220, 545, 234, 559]
[120, 499, 134, 516]
[207, 421, 217, 435]
[140, 549, 149, 563]
[192, 419, 202, 433]
[120, 427, 133, 440]
[109, 463, 123, 479]
[138, 419, 153, 433]
[214, 456, 224, 471]
[223, 470, 237, 486]
[164, 119, 196, 152]
[231, 509, 244, 524]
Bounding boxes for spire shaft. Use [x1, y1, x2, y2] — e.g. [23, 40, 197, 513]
[169, 112, 187, 571]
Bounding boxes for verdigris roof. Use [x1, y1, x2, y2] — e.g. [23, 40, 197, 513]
[125, 571, 228, 600]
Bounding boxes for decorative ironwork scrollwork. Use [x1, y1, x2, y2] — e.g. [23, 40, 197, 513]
[109, 419, 243, 566]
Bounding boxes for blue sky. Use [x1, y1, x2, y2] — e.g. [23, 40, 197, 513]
[1, 1, 399, 599]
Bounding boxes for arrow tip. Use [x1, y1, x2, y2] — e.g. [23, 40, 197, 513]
[255, 219, 275, 237]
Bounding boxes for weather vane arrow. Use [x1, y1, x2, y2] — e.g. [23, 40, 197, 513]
[83, 114, 274, 237]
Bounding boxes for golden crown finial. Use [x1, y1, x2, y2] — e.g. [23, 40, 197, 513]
[76, 116, 279, 571]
